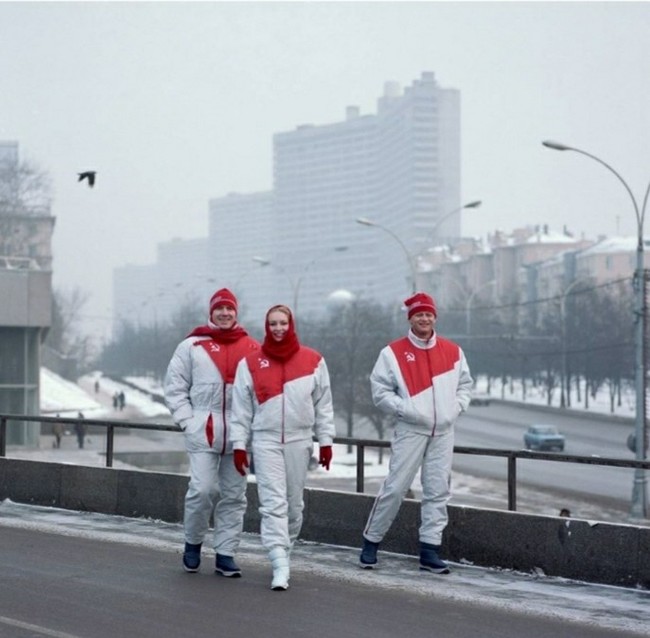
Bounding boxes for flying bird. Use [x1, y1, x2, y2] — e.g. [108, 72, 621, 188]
[78, 171, 96, 188]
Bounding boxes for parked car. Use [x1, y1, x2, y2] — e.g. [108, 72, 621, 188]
[523, 425, 566, 451]
[470, 392, 492, 406]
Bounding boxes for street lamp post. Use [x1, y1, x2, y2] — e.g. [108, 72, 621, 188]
[357, 202, 481, 294]
[257, 247, 348, 326]
[236, 256, 270, 287]
[560, 277, 588, 409]
[356, 218, 417, 293]
[429, 200, 482, 246]
[543, 139, 650, 519]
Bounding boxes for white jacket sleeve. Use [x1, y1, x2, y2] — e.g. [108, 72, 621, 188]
[369, 347, 403, 418]
[312, 358, 335, 445]
[163, 340, 194, 424]
[229, 358, 255, 450]
[456, 349, 473, 413]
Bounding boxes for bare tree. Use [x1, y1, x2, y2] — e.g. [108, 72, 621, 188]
[98, 297, 204, 381]
[43, 288, 93, 379]
[0, 157, 52, 216]
[304, 298, 400, 450]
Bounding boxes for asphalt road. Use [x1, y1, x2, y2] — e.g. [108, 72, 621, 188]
[1, 525, 646, 638]
[454, 402, 638, 505]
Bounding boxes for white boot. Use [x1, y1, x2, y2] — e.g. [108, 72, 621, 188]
[269, 547, 290, 591]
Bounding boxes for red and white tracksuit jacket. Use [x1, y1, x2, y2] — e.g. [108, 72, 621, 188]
[370, 330, 472, 436]
[164, 333, 259, 552]
[364, 330, 472, 546]
[230, 346, 335, 550]
[164, 334, 260, 453]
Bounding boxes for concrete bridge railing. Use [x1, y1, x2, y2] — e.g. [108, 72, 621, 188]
[1, 456, 648, 590]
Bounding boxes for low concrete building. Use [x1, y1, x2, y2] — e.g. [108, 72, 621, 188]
[0, 142, 54, 445]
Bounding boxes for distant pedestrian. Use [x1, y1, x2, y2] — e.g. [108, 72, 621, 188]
[359, 292, 472, 574]
[112, 392, 119, 410]
[75, 413, 87, 449]
[94, 380, 100, 394]
[118, 391, 126, 411]
[52, 415, 65, 449]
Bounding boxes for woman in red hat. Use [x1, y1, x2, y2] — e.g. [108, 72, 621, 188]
[230, 304, 335, 590]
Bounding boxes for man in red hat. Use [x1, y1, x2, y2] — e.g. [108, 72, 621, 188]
[164, 288, 259, 576]
[359, 292, 472, 574]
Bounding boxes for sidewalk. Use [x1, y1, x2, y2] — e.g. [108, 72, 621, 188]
[1, 499, 648, 638]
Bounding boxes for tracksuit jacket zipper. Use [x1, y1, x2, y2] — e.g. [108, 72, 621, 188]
[280, 362, 286, 444]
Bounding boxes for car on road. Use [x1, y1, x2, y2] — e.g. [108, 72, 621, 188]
[470, 392, 492, 406]
[523, 424, 565, 451]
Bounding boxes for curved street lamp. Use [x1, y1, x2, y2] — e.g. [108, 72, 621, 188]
[356, 217, 417, 293]
[429, 200, 482, 245]
[543, 139, 650, 519]
[357, 202, 482, 294]
[257, 247, 348, 326]
[235, 256, 270, 288]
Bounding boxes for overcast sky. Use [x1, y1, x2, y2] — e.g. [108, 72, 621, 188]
[2, 1, 649, 334]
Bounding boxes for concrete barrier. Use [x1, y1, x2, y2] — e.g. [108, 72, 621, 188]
[1, 457, 648, 589]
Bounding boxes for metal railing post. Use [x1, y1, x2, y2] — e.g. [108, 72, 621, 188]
[106, 425, 115, 467]
[507, 453, 517, 511]
[0, 416, 6, 457]
[356, 445, 365, 493]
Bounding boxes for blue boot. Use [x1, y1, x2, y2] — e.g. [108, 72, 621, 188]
[182, 542, 202, 573]
[419, 542, 450, 574]
[359, 538, 379, 569]
[215, 554, 242, 578]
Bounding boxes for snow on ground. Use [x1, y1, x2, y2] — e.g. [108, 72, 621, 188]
[40, 367, 103, 416]
[473, 375, 636, 419]
[82, 371, 171, 419]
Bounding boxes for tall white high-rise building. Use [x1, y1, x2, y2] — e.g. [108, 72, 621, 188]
[272, 72, 461, 318]
[113, 72, 461, 330]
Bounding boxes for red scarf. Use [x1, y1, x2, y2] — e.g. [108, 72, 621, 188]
[187, 323, 249, 344]
[261, 308, 301, 362]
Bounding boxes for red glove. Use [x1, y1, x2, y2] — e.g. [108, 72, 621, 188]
[234, 449, 249, 476]
[319, 445, 332, 471]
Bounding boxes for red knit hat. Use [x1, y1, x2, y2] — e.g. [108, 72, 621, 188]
[209, 288, 238, 314]
[404, 292, 437, 319]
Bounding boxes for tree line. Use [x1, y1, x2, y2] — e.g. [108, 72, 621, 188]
[88, 277, 643, 443]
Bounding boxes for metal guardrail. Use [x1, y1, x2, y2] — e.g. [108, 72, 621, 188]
[2, 413, 650, 512]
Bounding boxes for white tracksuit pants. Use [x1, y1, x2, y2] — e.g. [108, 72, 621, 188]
[251, 439, 312, 551]
[184, 450, 247, 555]
[363, 426, 454, 546]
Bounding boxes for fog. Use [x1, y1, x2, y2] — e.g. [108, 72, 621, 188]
[2, 1, 649, 334]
